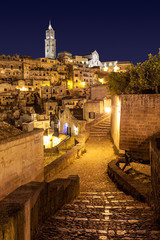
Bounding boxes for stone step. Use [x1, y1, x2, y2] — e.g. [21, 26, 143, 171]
[92, 124, 110, 128]
[90, 129, 109, 132]
[89, 134, 109, 137]
[90, 126, 110, 129]
[34, 191, 160, 240]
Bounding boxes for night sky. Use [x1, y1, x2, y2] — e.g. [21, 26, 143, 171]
[0, 0, 160, 64]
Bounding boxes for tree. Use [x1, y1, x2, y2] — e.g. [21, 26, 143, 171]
[108, 53, 160, 95]
[107, 71, 130, 95]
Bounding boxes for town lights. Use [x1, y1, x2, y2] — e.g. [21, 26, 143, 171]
[17, 86, 28, 91]
[103, 66, 108, 71]
[114, 65, 119, 72]
[105, 107, 111, 114]
[67, 80, 73, 89]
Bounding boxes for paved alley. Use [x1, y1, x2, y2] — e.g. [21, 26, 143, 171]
[34, 137, 160, 240]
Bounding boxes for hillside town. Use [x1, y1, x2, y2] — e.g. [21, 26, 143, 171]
[1, 21, 160, 240]
[0, 22, 131, 148]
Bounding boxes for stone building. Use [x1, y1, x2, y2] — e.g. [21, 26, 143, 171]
[0, 122, 44, 200]
[59, 107, 86, 136]
[102, 61, 132, 72]
[82, 50, 103, 68]
[72, 65, 95, 88]
[0, 54, 23, 82]
[83, 100, 104, 123]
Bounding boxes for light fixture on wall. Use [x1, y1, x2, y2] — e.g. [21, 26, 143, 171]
[74, 126, 79, 135]
[105, 107, 111, 114]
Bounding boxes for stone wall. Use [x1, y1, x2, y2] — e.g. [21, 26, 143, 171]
[111, 94, 160, 161]
[44, 143, 86, 182]
[83, 100, 104, 123]
[0, 176, 80, 240]
[120, 94, 160, 160]
[0, 129, 44, 200]
[150, 138, 160, 224]
[90, 85, 110, 100]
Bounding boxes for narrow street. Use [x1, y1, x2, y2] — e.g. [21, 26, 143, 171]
[34, 137, 160, 239]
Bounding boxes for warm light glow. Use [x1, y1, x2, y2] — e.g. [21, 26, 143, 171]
[43, 135, 61, 148]
[74, 126, 79, 135]
[43, 135, 52, 148]
[81, 82, 85, 86]
[105, 107, 111, 114]
[103, 66, 108, 72]
[17, 86, 28, 91]
[52, 137, 61, 147]
[114, 65, 119, 72]
[99, 78, 103, 83]
[67, 80, 73, 89]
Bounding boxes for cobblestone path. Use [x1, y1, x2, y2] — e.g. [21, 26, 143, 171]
[34, 137, 160, 239]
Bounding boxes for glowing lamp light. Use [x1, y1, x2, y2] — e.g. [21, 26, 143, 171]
[105, 107, 111, 114]
[81, 82, 85, 86]
[52, 136, 61, 147]
[67, 80, 73, 89]
[103, 67, 108, 72]
[114, 66, 119, 72]
[74, 126, 79, 135]
[43, 135, 52, 148]
[17, 86, 28, 91]
[99, 78, 103, 83]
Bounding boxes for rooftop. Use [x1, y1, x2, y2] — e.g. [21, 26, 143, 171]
[0, 121, 22, 141]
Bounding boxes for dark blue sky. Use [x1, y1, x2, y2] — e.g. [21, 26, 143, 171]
[0, 0, 160, 64]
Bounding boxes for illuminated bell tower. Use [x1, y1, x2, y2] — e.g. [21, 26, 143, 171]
[45, 21, 56, 59]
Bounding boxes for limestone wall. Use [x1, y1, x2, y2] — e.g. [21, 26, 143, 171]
[0, 129, 44, 200]
[111, 94, 160, 161]
[119, 94, 160, 161]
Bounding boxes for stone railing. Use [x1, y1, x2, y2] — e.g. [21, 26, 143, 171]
[0, 175, 80, 240]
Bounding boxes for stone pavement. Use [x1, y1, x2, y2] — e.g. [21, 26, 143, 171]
[34, 137, 160, 239]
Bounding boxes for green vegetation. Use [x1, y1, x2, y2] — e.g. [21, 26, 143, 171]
[108, 53, 160, 95]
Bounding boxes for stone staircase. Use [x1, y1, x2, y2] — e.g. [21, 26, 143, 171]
[89, 116, 111, 137]
[34, 191, 160, 239]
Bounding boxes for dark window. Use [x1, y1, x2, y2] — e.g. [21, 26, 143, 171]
[89, 112, 95, 119]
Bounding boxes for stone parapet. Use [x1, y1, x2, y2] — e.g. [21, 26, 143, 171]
[107, 159, 152, 205]
[0, 175, 80, 240]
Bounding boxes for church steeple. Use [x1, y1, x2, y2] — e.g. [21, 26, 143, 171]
[45, 21, 56, 59]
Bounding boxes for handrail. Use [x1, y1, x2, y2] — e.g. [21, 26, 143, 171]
[86, 113, 110, 129]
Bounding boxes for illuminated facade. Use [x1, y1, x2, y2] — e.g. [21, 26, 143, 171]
[82, 50, 103, 68]
[45, 21, 56, 59]
[102, 61, 132, 72]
